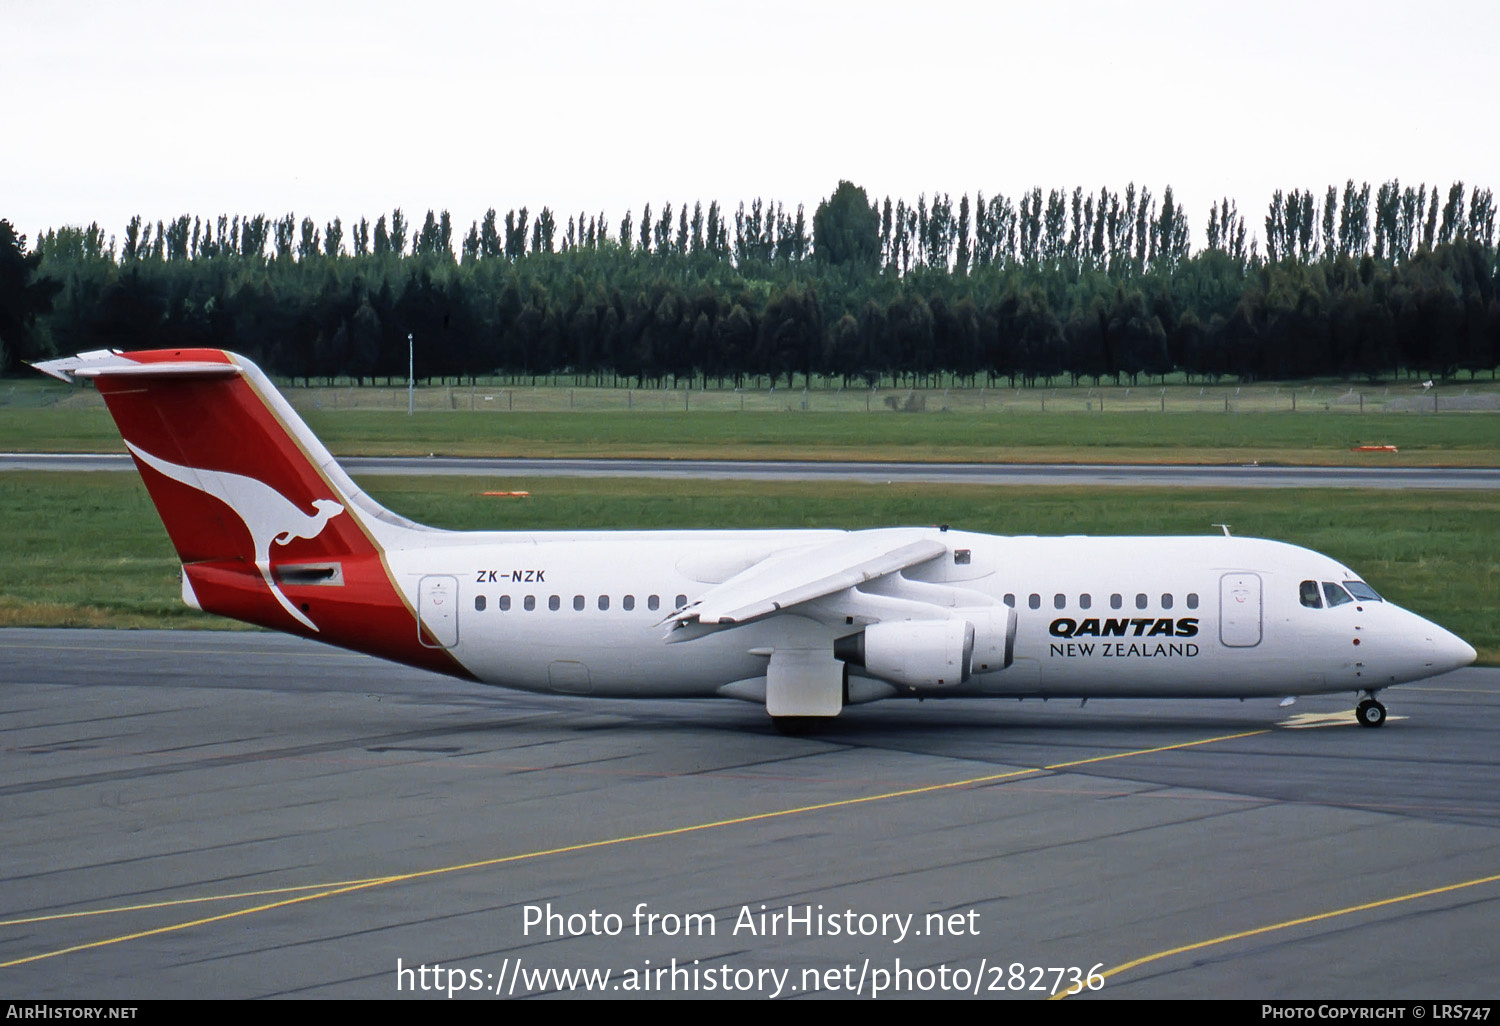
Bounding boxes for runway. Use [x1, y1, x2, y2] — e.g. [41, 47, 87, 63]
[4, 452, 1499, 488]
[3, 628, 1498, 999]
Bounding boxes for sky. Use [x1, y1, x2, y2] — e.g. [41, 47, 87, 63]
[5, 0, 1497, 251]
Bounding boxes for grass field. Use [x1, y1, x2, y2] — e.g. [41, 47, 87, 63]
[5, 400, 1500, 466]
[2, 472, 1495, 664]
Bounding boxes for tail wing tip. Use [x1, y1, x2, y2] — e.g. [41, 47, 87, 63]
[30, 349, 242, 382]
[30, 351, 118, 382]
[30, 360, 74, 383]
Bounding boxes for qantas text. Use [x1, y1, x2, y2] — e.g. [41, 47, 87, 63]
[1049, 617, 1198, 639]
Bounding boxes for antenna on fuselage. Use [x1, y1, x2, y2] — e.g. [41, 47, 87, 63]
[1212, 524, 1232, 537]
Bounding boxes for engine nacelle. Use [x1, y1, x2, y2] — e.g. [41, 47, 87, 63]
[960, 605, 1016, 674]
[851, 619, 975, 688]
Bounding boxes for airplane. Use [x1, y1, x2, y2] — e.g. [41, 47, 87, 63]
[34, 348, 1476, 731]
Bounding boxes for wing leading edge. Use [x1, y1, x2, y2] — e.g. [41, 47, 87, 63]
[670, 530, 949, 627]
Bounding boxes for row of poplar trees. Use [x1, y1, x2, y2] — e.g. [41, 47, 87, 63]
[5, 179, 1498, 386]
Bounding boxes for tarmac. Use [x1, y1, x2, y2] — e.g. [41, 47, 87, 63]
[3, 628, 1498, 999]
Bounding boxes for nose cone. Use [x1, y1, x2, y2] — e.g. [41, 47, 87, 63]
[1430, 625, 1478, 675]
[1372, 607, 1477, 684]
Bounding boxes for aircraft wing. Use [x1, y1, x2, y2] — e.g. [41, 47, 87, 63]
[671, 530, 947, 626]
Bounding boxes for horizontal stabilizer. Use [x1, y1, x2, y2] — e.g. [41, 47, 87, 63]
[32, 350, 242, 382]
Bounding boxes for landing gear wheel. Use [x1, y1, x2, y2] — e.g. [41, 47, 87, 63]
[771, 716, 820, 736]
[1356, 698, 1387, 728]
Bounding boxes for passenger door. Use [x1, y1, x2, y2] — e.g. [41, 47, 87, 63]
[418, 574, 460, 648]
[1219, 573, 1262, 647]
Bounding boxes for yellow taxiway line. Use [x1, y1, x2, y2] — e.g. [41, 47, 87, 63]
[2, 729, 1266, 969]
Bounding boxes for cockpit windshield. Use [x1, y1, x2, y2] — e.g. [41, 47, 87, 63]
[1302, 579, 1382, 609]
[1322, 582, 1355, 607]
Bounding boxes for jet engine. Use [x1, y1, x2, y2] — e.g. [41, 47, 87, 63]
[836, 619, 974, 688]
[962, 606, 1016, 674]
[834, 606, 1015, 688]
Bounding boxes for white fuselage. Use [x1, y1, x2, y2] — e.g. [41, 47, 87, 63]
[383, 529, 1473, 702]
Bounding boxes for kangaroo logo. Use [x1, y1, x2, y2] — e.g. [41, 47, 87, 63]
[126, 442, 344, 631]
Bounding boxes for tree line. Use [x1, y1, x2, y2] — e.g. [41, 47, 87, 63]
[3, 179, 1497, 386]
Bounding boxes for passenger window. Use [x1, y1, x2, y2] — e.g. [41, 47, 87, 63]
[675, 594, 687, 609]
[953, 549, 971, 565]
[523, 595, 536, 611]
[474, 595, 486, 611]
[1135, 593, 1148, 610]
[623, 595, 635, 611]
[499, 595, 511, 611]
[598, 595, 609, 611]
[1110, 594, 1123, 610]
[1300, 581, 1322, 608]
[648, 595, 660, 611]
[1079, 594, 1091, 610]
[1322, 582, 1354, 607]
[1186, 593, 1198, 609]
[1054, 593, 1066, 610]
[548, 595, 561, 611]
[1004, 594, 1016, 608]
[1161, 594, 1173, 610]
[573, 595, 585, 611]
[1028, 594, 1041, 610]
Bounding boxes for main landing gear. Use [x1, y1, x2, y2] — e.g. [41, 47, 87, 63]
[1356, 694, 1387, 728]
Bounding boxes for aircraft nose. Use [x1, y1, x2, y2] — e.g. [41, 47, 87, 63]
[1429, 624, 1477, 675]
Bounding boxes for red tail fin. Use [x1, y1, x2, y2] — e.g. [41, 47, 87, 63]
[35, 349, 472, 678]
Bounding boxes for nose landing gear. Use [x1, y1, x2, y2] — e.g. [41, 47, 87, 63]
[1356, 694, 1387, 728]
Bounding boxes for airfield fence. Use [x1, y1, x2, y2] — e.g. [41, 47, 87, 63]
[237, 382, 1500, 416]
[7, 380, 1500, 415]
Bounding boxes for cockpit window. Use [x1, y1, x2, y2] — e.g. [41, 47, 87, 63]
[1344, 580, 1383, 602]
[1299, 580, 1322, 608]
[1322, 582, 1354, 607]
